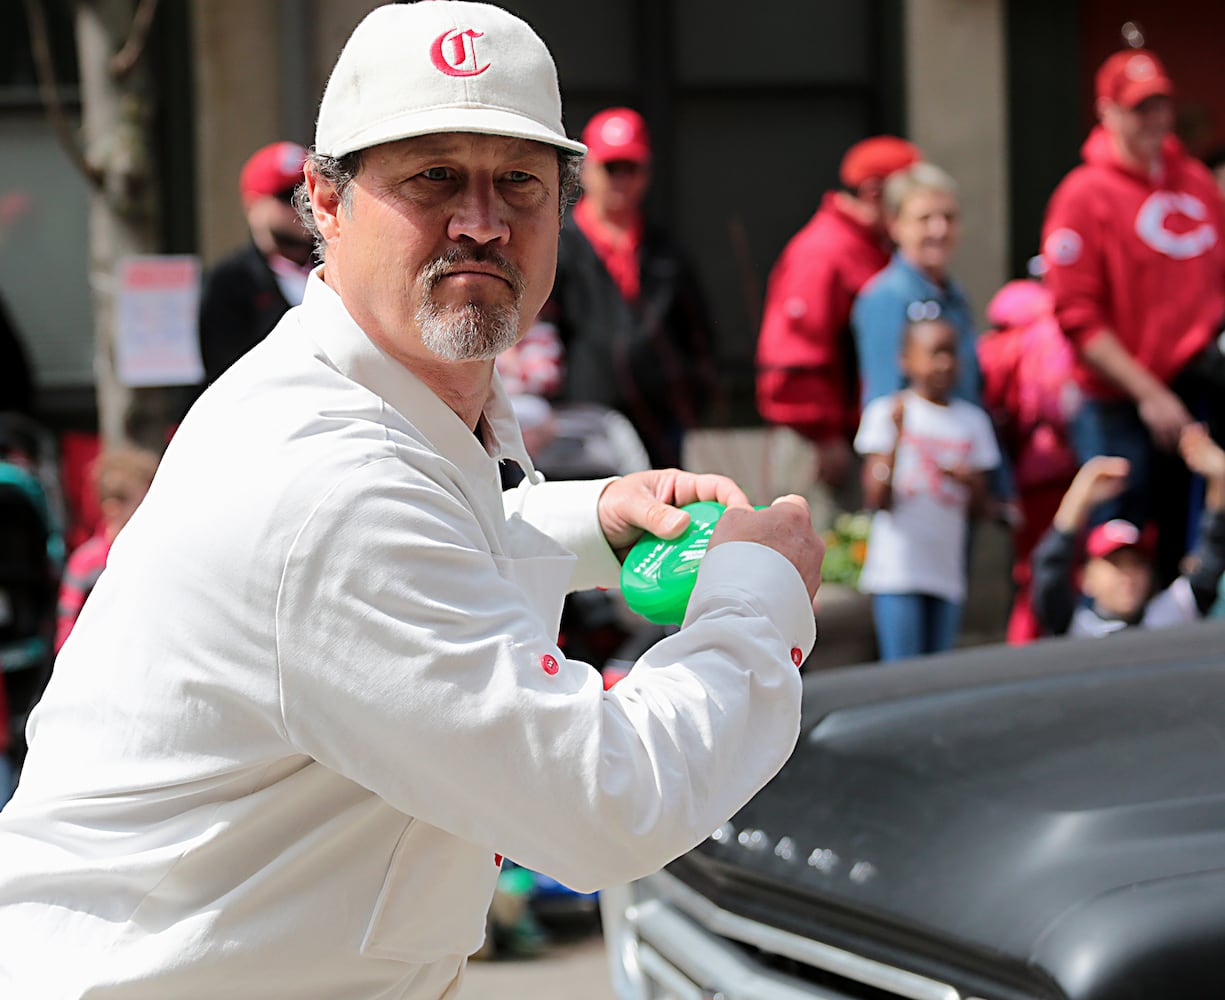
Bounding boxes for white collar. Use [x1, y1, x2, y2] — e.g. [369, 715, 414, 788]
[299, 270, 540, 484]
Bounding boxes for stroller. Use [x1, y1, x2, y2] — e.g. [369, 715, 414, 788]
[0, 414, 64, 779]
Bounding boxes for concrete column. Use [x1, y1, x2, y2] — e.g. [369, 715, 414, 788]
[310, 2, 382, 97]
[190, 1, 383, 268]
[903, 0, 1010, 323]
[191, 0, 284, 267]
[904, 0, 1014, 640]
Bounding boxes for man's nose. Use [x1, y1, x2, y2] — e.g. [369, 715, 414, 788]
[447, 181, 510, 245]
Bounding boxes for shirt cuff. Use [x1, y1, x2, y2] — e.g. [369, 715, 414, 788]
[685, 541, 817, 662]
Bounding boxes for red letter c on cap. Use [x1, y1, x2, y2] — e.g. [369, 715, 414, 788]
[430, 28, 490, 78]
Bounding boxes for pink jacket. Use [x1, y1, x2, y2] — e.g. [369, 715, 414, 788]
[978, 280, 1080, 489]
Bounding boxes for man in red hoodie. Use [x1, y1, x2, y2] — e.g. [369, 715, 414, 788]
[755, 136, 921, 492]
[1041, 47, 1225, 580]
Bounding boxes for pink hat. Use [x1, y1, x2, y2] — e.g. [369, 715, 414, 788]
[1085, 519, 1156, 560]
[1095, 49, 1174, 109]
[239, 142, 307, 204]
[985, 279, 1054, 329]
[581, 108, 651, 164]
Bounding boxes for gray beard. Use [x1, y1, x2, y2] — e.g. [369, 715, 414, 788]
[416, 299, 522, 361]
[415, 248, 526, 361]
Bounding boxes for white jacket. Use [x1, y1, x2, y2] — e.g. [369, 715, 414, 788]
[0, 274, 813, 999]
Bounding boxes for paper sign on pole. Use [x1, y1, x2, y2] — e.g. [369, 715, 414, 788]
[115, 255, 203, 387]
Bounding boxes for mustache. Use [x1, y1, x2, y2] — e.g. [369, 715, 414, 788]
[420, 247, 526, 299]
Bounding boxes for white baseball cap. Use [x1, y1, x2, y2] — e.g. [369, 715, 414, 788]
[315, 1, 587, 159]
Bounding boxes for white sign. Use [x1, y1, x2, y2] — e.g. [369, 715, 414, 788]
[115, 255, 203, 387]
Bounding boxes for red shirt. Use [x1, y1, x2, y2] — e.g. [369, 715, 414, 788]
[573, 197, 644, 303]
[755, 193, 890, 442]
[1042, 128, 1225, 400]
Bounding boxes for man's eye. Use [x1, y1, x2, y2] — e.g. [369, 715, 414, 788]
[505, 170, 534, 183]
[421, 167, 450, 181]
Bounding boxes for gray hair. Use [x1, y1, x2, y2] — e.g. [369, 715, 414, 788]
[294, 147, 583, 259]
[557, 151, 582, 216]
[882, 162, 959, 218]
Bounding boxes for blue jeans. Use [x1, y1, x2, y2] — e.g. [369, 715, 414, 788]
[871, 593, 962, 661]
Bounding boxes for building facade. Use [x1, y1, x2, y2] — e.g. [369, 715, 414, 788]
[2, 0, 1222, 439]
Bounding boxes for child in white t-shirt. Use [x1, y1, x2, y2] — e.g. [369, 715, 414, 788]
[854, 303, 1001, 660]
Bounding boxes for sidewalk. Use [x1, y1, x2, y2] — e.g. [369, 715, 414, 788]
[463, 926, 617, 1000]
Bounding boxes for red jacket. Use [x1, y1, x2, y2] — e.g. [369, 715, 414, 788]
[755, 193, 890, 442]
[1041, 127, 1225, 400]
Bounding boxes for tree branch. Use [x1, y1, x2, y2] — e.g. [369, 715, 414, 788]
[22, 0, 103, 188]
[110, 0, 161, 80]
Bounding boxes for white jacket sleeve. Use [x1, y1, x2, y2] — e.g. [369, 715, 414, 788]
[277, 459, 811, 892]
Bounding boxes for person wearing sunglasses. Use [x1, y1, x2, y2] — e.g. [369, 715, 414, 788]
[197, 140, 315, 385]
[540, 107, 715, 469]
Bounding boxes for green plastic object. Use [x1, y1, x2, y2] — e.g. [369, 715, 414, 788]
[621, 501, 726, 625]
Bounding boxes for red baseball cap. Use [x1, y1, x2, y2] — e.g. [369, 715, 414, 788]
[1095, 49, 1174, 110]
[239, 141, 307, 204]
[581, 108, 651, 165]
[1085, 519, 1157, 560]
[839, 135, 922, 189]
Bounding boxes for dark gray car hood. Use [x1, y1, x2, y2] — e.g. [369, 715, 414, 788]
[674, 621, 1225, 999]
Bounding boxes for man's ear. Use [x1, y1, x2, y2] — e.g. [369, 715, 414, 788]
[305, 163, 344, 244]
[858, 176, 884, 207]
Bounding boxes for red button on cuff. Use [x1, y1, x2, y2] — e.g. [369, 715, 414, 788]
[790, 647, 803, 667]
[541, 654, 560, 675]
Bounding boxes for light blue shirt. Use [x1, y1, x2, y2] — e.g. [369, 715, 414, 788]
[852, 252, 982, 407]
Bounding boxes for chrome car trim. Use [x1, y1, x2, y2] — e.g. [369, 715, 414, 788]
[640, 869, 962, 1000]
[631, 901, 847, 1000]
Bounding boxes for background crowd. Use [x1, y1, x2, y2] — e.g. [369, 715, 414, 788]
[757, 42, 1225, 661]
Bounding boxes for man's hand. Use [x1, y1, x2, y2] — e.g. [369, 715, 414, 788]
[1179, 422, 1225, 481]
[1179, 423, 1225, 511]
[598, 470, 751, 553]
[709, 496, 824, 605]
[815, 438, 853, 489]
[1137, 385, 1193, 451]
[1051, 455, 1130, 533]
[1080, 330, 1190, 450]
